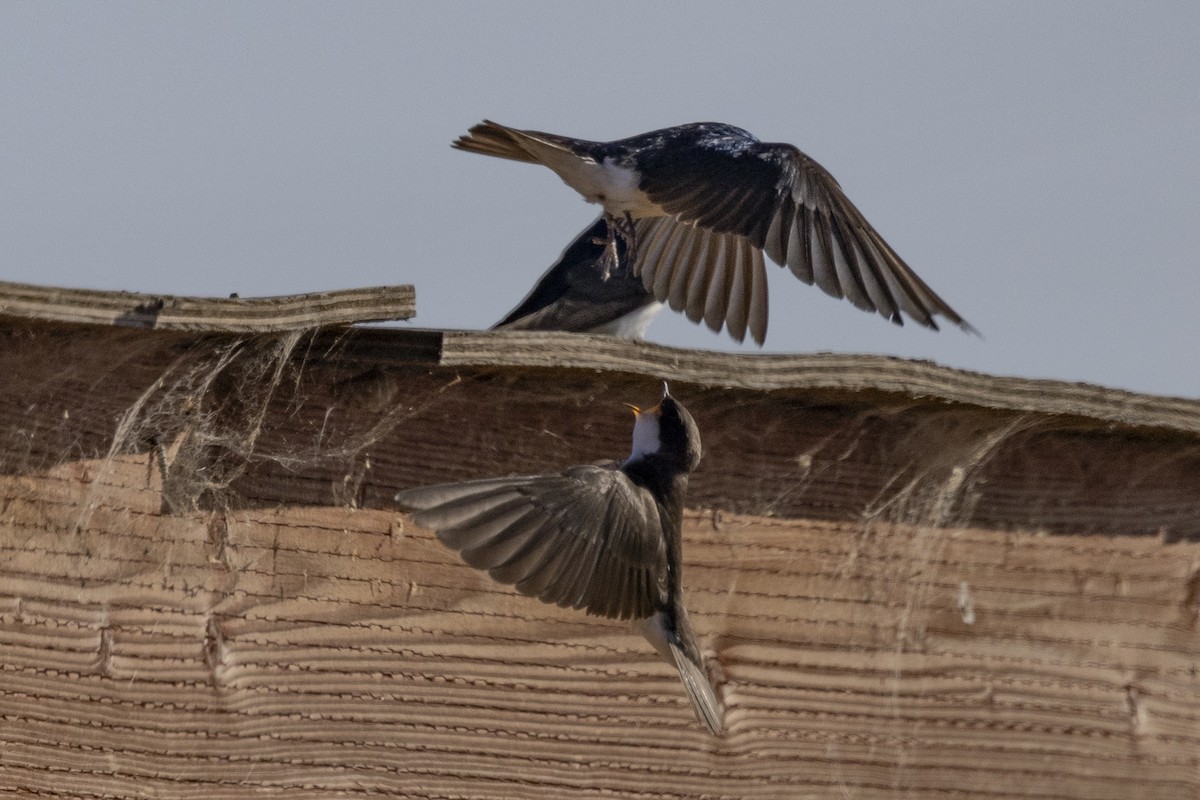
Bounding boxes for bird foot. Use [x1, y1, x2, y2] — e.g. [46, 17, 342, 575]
[599, 212, 638, 280]
[596, 234, 619, 280]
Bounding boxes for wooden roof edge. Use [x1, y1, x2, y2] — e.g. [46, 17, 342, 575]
[433, 329, 1200, 435]
[2, 272, 1194, 436]
[0, 279, 415, 332]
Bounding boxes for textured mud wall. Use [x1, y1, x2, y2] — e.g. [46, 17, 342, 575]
[2, 319, 1199, 799]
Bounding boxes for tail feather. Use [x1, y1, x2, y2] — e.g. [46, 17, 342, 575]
[452, 119, 543, 164]
[669, 641, 724, 736]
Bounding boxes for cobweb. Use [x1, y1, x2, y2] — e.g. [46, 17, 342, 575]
[4, 324, 1198, 798]
[63, 330, 457, 526]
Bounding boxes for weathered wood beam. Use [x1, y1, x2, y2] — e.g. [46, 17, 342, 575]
[0, 279, 415, 331]
[1, 317, 1198, 799]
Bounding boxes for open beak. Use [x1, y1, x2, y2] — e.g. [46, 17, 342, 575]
[628, 382, 671, 417]
[626, 400, 663, 417]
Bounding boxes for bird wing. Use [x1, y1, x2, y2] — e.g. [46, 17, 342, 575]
[493, 217, 657, 333]
[633, 217, 769, 345]
[638, 141, 975, 334]
[395, 465, 669, 621]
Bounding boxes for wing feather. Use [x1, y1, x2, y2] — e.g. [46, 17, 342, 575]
[638, 136, 973, 332]
[723, 241, 749, 343]
[396, 466, 668, 620]
[747, 247, 769, 345]
[703, 236, 729, 332]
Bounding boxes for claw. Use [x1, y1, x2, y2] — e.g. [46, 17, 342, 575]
[600, 212, 639, 280]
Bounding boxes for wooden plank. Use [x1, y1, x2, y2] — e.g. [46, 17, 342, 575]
[1, 320, 1198, 799]
[2, 463, 1197, 799]
[0, 279, 415, 331]
[440, 330, 1200, 434]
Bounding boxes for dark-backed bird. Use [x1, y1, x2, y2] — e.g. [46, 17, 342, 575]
[394, 384, 723, 735]
[492, 215, 662, 338]
[456, 120, 976, 345]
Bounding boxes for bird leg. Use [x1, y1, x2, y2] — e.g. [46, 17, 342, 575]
[617, 211, 638, 264]
[599, 211, 638, 280]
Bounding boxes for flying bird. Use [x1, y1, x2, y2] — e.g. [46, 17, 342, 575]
[394, 385, 723, 735]
[456, 120, 975, 345]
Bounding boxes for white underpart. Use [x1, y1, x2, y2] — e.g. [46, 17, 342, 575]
[544, 154, 663, 217]
[623, 409, 662, 466]
[589, 301, 665, 338]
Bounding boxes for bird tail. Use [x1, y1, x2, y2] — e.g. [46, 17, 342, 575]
[453, 119, 590, 169]
[453, 120, 546, 163]
[635, 610, 725, 735]
[669, 640, 724, 736]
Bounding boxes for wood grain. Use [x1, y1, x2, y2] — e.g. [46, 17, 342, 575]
[1, 318, 1198, 799]
[0, 279, 415, 331]
[441, 330, 1200, 433]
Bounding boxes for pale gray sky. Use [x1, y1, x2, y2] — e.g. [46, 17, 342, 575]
[3, 2, 1199, 398]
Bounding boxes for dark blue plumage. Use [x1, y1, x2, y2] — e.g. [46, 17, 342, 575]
[456, 120, 976, 344]
[492, 216, 662, 337]
[587, 122, 763, 164]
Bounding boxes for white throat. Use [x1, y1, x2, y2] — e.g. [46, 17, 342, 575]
[624, 411, 662, 466]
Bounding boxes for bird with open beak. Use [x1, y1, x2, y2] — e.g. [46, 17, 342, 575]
[394, 384, 722, 735]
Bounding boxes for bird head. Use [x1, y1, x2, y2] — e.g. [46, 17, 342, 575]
[625, 382, 702, 474]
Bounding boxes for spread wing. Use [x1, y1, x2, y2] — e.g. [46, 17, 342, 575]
[633, 216, 768, 345]
[395, 465, 668, 620]
[637, 141, 975, 335]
